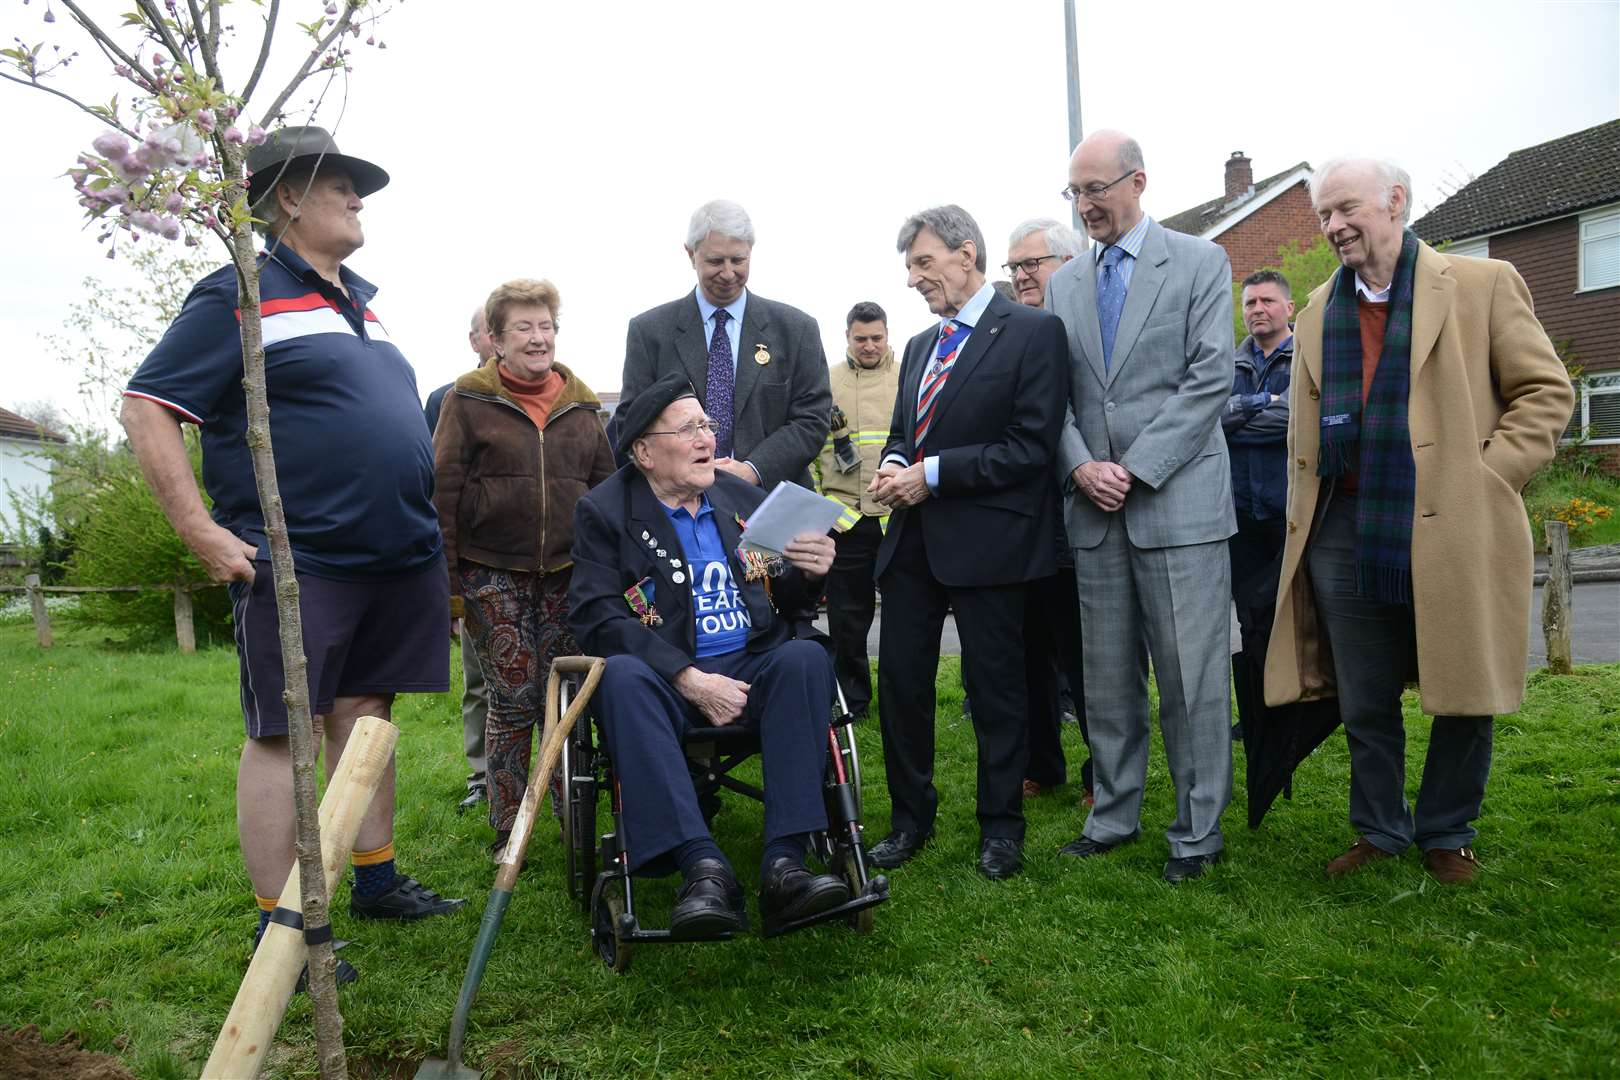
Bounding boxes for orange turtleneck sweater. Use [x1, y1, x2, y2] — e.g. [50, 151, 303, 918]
[499, 366, 565, 429]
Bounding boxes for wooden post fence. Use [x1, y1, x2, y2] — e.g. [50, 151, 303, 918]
[1542, 520, 1573, 675]
[3, 581, 215, 652]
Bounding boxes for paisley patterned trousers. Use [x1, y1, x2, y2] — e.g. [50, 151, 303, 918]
[458, 564, 578, 835]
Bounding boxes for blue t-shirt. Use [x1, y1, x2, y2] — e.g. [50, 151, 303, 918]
[661, 494, 751, 657]
[125, 246, 440, 580]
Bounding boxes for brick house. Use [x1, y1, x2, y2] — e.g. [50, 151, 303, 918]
[1412, 120, 1619, 458]
[1160, 153, 1317, 282]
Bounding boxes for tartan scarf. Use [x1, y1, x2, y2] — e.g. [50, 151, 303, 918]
[1317, 228, 1420, 603]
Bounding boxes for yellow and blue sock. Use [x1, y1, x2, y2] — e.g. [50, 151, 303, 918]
[351, 841, 396, 898]
[254, 893, 278, 943]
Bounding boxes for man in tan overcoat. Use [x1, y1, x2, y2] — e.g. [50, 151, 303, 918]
[1264, 157, 1574, 884]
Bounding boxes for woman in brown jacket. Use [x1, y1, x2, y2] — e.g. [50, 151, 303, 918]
[433, 278, 616, 855]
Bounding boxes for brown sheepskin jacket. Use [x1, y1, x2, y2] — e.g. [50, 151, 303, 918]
[433, 359, 616, 617]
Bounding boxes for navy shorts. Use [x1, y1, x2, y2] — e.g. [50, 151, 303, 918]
[229, 554, 450, 739]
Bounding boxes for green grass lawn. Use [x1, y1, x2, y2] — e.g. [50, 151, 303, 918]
[1, 621, 1617, 1079]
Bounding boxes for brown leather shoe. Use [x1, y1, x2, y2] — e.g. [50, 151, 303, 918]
[1324, 837, 1395, 879]
[1422, 847, 1481, 884]
[1022, 778, 1055, 798]
[1081, 788, 1095, 808]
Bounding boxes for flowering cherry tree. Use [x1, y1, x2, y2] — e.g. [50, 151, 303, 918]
[3, 3, 393, 1076]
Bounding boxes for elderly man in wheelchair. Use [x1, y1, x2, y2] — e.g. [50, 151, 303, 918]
[567, 373, 883, 946]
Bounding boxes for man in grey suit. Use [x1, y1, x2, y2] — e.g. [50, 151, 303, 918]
[1045, 130, 1237, 883]
[621, 199, 831, 489]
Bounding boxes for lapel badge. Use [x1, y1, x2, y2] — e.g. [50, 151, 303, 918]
[656, 548, 667, 557]
[671, 558, 682, 568]
[672, 571, 686, 584]
[646, 536, 657, 548]
[754, 344, 771, 366]
[640, 530, 650, 540]
[989, 326, 1000, 335]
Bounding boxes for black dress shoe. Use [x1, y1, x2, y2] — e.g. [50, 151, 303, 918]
[1163, 850, 1223, 884]
[1058, 831, 1139, 858]
[977, 838, 1023, 880]
[457, 781, 487, 815]
[869, 830, 931, 870]
[759, 857, 851, 925]
[349, 874, 466, 920]
[669, 858, 746, 940]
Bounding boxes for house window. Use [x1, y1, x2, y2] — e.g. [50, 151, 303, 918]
[1447, 236, 1489, 259]
[1578, 206, 1619, 291]
[1565, 371, 1620, 445]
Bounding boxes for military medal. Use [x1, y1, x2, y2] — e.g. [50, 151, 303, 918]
[623, 576, 662, 627]
[754, 344, 770, 365]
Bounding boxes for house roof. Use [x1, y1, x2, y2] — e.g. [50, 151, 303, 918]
[0, 406, 68, 444]
[1412, 119, 1620, 243]
[1160, 161, 1313, 239]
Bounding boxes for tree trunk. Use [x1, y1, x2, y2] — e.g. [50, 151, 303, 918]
[224, 148, 348, 1080]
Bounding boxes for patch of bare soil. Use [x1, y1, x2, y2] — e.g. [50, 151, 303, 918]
[0, 1025, 137, 1080]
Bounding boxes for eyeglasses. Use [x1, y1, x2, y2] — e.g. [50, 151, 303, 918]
[642, 417, 716, 443]
[1003, 254, 1058, 277]
[502, 321, 555, 337]
[1061, 170, 1136, 203]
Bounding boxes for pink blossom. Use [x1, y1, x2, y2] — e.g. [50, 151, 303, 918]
[130, 209, 162, 233]
[246, 126, 266, 147]
[165, 192, 184, 213]
[105, 184, 130, 203]
[325, 2, 337, 13]
[158, 216, 182, 240]
[113, 155, 151, 183]
[194, 108, 215, 134]
[92, 131, 130, 159]
[44, 8, 55, 23]
[223, 126, 245, 146]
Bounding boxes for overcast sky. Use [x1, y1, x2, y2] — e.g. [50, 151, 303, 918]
[2, 0, 1616, 429]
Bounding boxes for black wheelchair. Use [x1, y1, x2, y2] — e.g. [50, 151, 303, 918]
[556, 665, 888, 973]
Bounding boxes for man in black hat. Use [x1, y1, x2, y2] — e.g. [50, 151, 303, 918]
[121, 126, 462, 979]
[567, 373, 850, 937]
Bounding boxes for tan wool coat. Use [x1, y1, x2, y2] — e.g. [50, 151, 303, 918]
[1265, 243, 1575, 716]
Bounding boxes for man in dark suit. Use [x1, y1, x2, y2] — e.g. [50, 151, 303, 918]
[568, 373, 850, 937]
[866, 205, 1067, 880]
[620, 200, 832, 489]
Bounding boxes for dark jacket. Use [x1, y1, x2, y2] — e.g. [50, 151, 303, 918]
[433, 359, 616, 616]
[874, 293, 1067, 587]
[620, 290, 832, 490]
[568, 468, 824, 684]
[1222, 333, 1292, 521]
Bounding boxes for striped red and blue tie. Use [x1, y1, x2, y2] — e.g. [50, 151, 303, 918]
[914, 319, 965, 452]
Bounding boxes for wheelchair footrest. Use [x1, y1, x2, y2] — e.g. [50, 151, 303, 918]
[759, 876, 889, 940]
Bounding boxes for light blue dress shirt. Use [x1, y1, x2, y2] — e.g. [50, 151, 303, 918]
[1094, 214, 1152, 290]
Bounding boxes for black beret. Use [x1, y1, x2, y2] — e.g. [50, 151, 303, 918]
[615, 372, 698, 458]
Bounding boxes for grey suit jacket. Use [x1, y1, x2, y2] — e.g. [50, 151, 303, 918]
[620, 289, 831, 489]
[1047, 218, 1238, 550]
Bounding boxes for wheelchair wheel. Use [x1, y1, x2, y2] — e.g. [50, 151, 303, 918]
[590, 874, 633, 973]
[561, 714, 597, 909]
[837, 845, 875, 935]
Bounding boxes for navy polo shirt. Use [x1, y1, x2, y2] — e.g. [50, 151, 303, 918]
[661, 494, 751, 657]
[125, 246, 441, 580]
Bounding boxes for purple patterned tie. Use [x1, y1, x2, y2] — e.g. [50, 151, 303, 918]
[705, 308, 735, 457]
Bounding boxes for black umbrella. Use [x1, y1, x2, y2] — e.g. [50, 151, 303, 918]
[1232, 551, 1343, 829]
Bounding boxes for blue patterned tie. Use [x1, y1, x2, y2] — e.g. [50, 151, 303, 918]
[1097, 245, 1127, 372]
[705, 308, 735, 457]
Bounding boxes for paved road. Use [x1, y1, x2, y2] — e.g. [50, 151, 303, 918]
[820, 580, 1619, 667]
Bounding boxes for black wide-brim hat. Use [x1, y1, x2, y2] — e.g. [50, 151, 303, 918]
[616, 372, 698, 458]
[246, 125, 389, 208]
